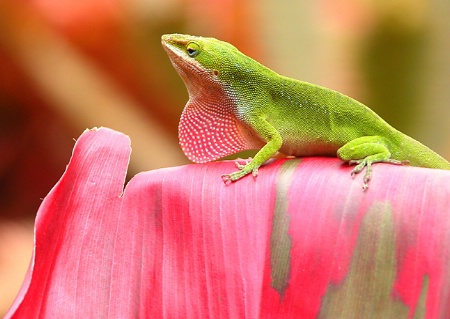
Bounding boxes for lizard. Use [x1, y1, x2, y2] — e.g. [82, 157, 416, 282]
[161, 33, 450, 189]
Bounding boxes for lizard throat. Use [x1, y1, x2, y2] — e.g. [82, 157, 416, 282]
[178, 85, 262, 163]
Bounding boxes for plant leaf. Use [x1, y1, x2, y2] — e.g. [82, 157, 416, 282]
[5, 127, 450, 318]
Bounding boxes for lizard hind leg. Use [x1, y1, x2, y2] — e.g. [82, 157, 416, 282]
[337, 136, 406, 189]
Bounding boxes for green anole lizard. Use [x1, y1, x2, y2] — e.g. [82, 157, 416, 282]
[161, 33, 450, 189]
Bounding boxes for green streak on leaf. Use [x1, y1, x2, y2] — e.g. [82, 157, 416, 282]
[270, 159, 301, 295]
[413, 276, 428, 319]
[320, 201, 422, 318]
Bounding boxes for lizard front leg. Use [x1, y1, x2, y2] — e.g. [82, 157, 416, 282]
[222, 118, 282, 183]
[337, 136, 408, 189]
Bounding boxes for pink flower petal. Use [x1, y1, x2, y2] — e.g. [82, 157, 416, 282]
[5, 127, 450, 318]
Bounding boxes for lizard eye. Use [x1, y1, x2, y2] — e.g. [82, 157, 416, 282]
[186, 42, 200, 58]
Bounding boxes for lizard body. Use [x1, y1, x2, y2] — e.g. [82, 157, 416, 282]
[161, 34, 450, 188]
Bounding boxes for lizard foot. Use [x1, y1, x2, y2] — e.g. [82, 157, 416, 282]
[221, 174, 233, 185]
[348, 158, 410, 190]
[234, 157, 253, 170]
[222, 160, 258, 184]
[349, 159, 372, 190]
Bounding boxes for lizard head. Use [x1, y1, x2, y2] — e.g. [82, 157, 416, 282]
[161, 34, 264, 163]
[161, 34, 239, 68]
[161, 34, 247, 97]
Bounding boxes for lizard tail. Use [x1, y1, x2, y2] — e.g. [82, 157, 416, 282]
[394, 133, 450, 170]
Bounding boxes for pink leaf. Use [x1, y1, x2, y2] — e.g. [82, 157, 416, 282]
[5, 127, 450, 318]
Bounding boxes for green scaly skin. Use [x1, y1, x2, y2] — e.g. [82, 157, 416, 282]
[161, 34, 450, 189]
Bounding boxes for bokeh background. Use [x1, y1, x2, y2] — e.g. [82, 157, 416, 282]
[0, 0, 449, 314]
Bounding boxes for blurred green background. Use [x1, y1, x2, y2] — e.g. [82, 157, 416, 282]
[0, 0, 449, 315]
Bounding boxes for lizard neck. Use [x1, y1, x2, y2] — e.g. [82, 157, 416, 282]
[177, 67, 264, 163]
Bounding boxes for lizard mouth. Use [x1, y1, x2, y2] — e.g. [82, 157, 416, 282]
[161, 37, 203, 74]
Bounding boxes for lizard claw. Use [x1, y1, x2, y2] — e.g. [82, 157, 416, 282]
[222, 158, 258, 184]
[221, 174, 233, 185]
[349, 160, 366, 178]
[348, 159, 372, 190]
[234, 157, 253, 170]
